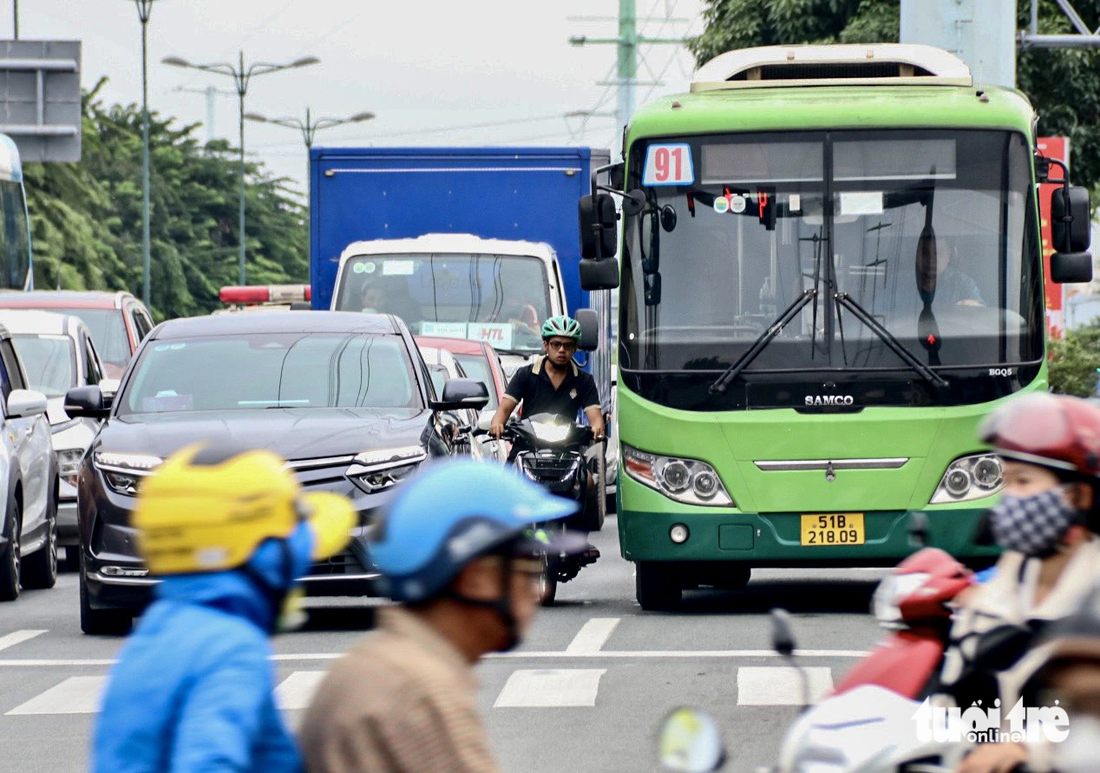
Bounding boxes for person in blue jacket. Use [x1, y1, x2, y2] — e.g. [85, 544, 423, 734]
[92, 442, 354, 773]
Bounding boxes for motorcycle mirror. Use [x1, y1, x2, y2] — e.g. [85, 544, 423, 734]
[908, 511, 929, 549]
[657, 707, 727, 773]
[769, 608, 796, 657]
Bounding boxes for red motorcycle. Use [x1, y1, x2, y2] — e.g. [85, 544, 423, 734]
[831, 546, 975, 698]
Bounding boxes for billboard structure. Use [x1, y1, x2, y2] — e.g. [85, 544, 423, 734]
[0, 40, 81, 163]
[1037, 136, 1069, 340]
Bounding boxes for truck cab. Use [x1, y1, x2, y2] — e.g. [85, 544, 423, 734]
[330, 233, 569, 377]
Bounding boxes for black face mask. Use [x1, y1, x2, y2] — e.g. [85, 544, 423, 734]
[449, 551, 523, 652]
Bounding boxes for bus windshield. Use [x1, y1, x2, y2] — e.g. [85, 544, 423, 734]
[0, 178, 30, 291]
[621, 129, 1043, 385]
[333, 253, 552, 354]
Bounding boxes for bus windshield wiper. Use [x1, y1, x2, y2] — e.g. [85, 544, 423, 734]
[833, 293, 949, 388]
[709, 289, 818, 394]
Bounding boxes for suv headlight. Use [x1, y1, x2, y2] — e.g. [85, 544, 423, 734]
[930, 454, 1004, 504]
[55, 448, 86, 486]
[93, 452, 163, 496]
[622, 445, 734, 507]
[346, 446, 427, 494]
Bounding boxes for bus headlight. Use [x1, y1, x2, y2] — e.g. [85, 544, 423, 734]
[622, 445, 734, 507]
[930, 454, 1004, 504]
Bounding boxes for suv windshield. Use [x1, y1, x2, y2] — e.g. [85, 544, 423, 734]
[333, 253, 552, 354]
[621, 130, 1043, 381]
[56, 308, 131, 368]
[119, 333, 420, 415]
[11, 334, 75, 397]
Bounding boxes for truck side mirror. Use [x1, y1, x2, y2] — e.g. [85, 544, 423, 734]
[580, 257, 620, 291]
[1051, 185, 1091, 253]
[576, 308, 600, 352]
[579, 193, 618, 259]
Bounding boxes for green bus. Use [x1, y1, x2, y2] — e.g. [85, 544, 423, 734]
[578, 44, 1094, 610]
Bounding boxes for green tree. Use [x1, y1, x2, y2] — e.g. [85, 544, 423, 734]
[688, 0, 1100, 193]
[1049, 321, 1100, 397]
[23, 78, 307, 321]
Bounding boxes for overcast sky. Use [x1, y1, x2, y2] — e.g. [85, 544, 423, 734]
[18, 0, 705, 194]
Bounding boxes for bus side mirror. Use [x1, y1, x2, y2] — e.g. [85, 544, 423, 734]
[1051, 185, 1091, 253]
[645, 273, 662, 306]
[579, 194, 618, 259]
[580, 257, 620, 291]
[1050, 252, 1093, 284]
[575, 308, 599, 352]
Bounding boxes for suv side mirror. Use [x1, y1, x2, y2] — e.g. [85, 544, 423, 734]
[6, 389, 47, 419]
[64, 385, 110, 420]
[431, 378, 489, 412]
[1051, 185, 1091, 254]
[576, 308, 600, 352]
[580, 257, 620, 291]
[579, 193, 618, 259]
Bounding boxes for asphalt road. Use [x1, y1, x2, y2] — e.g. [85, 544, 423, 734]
[0, 518, 887, 773]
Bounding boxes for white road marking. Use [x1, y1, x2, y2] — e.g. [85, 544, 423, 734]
[736, 666, 834, 706]
[493, 669, 606, 708]
[6, 676, 105, 715]
[0, 630, 46, 652]
[274, 671, 327, 710]
[565, 618, 620, 654]
[0, 648, 868, 668]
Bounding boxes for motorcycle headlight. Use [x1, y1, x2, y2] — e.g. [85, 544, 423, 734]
[55, 447, 86, 485]
[872, 572, 931, 626]
[346, 446, 427, 494]
[530, 419, 571, 444]
[94, 452, 163, 496]
[622, 445, 734, 507]
[930, 454, 1003, 504]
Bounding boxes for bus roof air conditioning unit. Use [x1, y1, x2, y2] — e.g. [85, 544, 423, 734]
[691, 44, 973, 92]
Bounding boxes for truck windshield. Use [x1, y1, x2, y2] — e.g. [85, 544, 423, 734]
[333, 253, 552, 354]
[621, 130, 1043, 388]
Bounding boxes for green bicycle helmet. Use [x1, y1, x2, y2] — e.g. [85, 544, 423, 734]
[541, 315, 582, 341]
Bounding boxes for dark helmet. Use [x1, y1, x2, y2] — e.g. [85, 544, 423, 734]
[979, 393, 1100, 482]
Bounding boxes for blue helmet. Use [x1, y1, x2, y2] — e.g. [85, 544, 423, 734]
[368, 459, 578, 603]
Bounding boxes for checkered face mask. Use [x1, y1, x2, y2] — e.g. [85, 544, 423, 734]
[989, 487, 1077, 558]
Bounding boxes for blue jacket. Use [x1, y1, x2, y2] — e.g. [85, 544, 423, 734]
[92, 560, 301, 773]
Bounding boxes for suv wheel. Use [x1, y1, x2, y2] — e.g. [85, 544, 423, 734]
[22, 481, 58, 589]
[0, 501, 19, 601]
[79, 555, 132, 636]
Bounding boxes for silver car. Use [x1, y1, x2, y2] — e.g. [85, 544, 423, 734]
[0, 311, 107, 571]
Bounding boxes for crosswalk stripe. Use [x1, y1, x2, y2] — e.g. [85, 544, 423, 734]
[736, 666, 833, 706]
[493, 669, 606, 708]
[0, 630, 47, 652]
[565, 618, 620, 654]
[274, 671, 328, 711]
[6, 676, 105, 715]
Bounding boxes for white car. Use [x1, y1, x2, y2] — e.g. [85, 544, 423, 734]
[0, 322, 57, 600]
[419, 345, 505, 463]
[0, 310, 108, 570]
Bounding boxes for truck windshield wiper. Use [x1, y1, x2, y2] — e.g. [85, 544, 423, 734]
[709, 289, 818, 394]
[833, 293, 948, 388]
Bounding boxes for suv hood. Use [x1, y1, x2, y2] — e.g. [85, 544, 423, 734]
[96, 407, 432, 462]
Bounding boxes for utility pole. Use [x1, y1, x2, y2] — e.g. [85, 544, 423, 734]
[174, 85, 234, 145]
[569, 0, 687, 151]
[12, 0, 17, 39]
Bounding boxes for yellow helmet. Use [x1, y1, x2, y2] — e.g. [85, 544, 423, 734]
[133, 443, 355, 576]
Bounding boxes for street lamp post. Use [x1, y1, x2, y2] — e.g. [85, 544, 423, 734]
[163, 52, 319, 285]
[130, 0, 160, 309]
[244, 108, 374, 199]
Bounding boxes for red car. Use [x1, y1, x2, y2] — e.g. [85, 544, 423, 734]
[0, 291, 155, 379]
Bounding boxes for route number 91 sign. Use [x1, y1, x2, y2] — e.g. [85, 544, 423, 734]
[642, 143, 694, 186]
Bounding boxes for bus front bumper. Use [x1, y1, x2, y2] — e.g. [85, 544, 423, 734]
[618, 502, 998, 567]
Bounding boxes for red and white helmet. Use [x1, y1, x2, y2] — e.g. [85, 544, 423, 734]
[979, 393, 1100, 481]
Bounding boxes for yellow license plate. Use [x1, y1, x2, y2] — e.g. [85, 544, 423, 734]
[800, 513, 865, 546]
